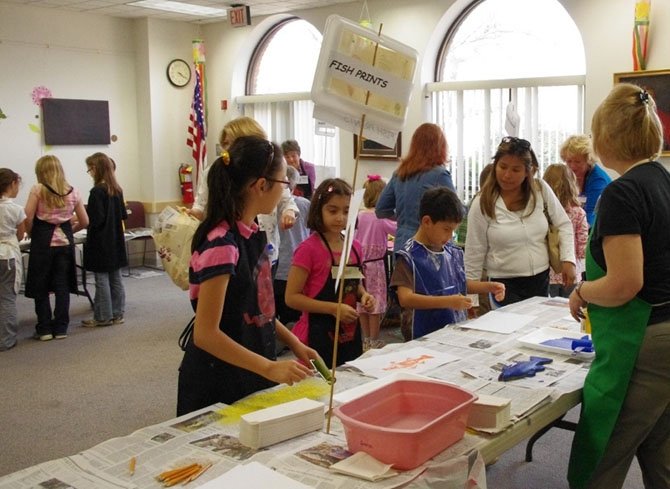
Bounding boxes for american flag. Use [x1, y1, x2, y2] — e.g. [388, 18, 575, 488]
[187, 67, 206, 175]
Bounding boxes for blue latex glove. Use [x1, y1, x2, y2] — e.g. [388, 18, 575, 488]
[498, 356, 553, 381]
[571, 336, 593, 353]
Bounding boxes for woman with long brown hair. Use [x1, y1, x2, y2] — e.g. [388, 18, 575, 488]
[375, 123, 456, 252]
[81, 152, 128, 327]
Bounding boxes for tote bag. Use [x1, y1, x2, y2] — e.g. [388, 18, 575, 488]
[152, 206, 199, 290]
[542, 202, 562, 274]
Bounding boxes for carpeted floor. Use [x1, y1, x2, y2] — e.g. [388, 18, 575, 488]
[0, 270, 644, 487]
[0, 270, 189, 477]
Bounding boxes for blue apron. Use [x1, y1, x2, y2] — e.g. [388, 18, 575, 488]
[397, 240, 467, 339]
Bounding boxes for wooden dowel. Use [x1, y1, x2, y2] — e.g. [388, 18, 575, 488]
[157, 463, 199, 481]
[163, 465, 201, 486]
[183, 462, 212, 485]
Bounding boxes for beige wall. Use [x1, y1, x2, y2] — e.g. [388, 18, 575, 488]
[1, 0, 668, 208]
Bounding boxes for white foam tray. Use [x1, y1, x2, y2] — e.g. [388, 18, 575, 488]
[517, 327, 594, 359]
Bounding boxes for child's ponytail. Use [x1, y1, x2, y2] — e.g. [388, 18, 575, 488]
[192, 136, 282, 252]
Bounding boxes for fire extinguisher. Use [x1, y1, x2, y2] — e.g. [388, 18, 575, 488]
[179, 163, 194, 205]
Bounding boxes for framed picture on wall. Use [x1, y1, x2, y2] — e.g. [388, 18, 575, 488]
[353, 134, 402, 160]
[613, 69, 670, 156]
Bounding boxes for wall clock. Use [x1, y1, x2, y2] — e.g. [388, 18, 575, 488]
[167, 59, 191, 87]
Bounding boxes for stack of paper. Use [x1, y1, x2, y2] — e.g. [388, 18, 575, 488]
[239, 398, 324, 449]
[467, 394, 512, 431]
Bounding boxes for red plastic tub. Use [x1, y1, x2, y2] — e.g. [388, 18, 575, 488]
[333, 379, 477, 470]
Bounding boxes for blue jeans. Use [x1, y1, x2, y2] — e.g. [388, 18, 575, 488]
[93, 269, 125, 321]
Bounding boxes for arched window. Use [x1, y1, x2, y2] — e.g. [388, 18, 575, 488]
[240, 18, 339, 176]
[429, 0, 585, 201]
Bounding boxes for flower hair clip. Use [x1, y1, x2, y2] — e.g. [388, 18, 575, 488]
[318, 185, 334, 200]
[639, 90, 650, 105]
[221, 150, 230, 165]
[367, 174, 381, 181]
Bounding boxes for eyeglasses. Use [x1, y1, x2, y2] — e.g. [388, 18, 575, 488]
[498, 136, 531, 151]
[264, 177, 290, 189]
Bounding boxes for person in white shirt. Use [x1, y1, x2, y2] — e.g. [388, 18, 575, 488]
[464, 137, 576, 307]
[188, 117, 298, 263]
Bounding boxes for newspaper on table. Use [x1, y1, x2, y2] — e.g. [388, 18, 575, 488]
[0, 297, 591, 489]
[0, 392, 484, 489]
[151, 206, 199, 290]
[0, 456, 135, 489]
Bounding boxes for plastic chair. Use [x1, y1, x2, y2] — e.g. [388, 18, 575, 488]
[124, 201, 152, 273]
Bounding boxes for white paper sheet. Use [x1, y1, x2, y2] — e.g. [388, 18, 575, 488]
[345, 346, 460, 379]
[333, 372, 437, 404]
[196, 461, 311, 488]
[335, 188, 364, 292]
[459, 311, 536, 334]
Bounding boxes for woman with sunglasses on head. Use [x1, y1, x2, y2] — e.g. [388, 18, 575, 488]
[567, 84, 670, 489]
[464, 137, 576, 307]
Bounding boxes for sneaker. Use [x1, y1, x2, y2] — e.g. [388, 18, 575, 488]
[369, 339, 386, 349]
[112, 316, 124, 324]
[362, 338, 371, 352]
[33, 332, 53, 341]
[54, 333, 68, 339]
[81, 318, 113, 327]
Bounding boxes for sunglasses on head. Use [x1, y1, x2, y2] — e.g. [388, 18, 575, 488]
[498, 136, 531, 151]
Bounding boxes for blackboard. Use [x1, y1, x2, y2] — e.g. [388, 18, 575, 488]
[42, 98, 110, 145]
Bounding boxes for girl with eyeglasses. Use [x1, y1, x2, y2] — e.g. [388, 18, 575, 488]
[177, 136, 317, 416]
[464, 137, 576, 307]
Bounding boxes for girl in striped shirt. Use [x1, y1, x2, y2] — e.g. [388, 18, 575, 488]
[177, 136, 317, 416]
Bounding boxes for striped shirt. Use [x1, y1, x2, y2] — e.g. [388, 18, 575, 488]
[189, 220, 257, 302]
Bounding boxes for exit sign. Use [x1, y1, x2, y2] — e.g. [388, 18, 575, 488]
[228, 5, 251, 27]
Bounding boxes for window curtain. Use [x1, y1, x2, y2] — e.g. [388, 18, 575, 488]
[239, 96, 340, 180]
[427, 76, 584, 203]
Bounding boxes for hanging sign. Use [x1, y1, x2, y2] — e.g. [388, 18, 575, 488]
[311, 15, 419, 147]
[228, 5, 251, 27]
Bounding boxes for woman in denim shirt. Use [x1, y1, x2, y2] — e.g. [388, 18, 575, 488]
[375, 123, 456, 252]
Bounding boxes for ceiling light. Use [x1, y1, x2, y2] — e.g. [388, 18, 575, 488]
[127, 0, 227, 17]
